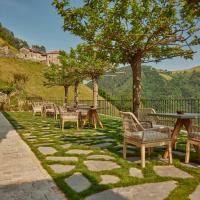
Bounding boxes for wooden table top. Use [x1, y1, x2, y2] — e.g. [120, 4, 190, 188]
[149, 113, 200, 119]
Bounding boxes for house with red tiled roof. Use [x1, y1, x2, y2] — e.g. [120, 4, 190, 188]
[46, 50, 61, 66]
[18, 48, 61, 65]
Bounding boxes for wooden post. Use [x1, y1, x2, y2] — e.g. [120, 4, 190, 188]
[141, 145, 145, 168]
[123, 140, 127, 159]
[185, 141, 190, 163]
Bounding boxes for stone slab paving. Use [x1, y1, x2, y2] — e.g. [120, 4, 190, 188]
[126, 156, 150, 164]
[91, 142, 112, 148]
[60, 144, 72, 149]
[66, 149, 92, 155]
[190, 184, 200, 200]
[129, 167, 144, 178]
[103, 139, 116, 142]
[65, 172, 91, 192]
[85, 181, 177, 200]
[154, 166, 193, 178]
[0, 113, 67, 200]
[180, 162, 200, 168]
[84, 160, 120, 171]
[100, 175, 120, 184]
[173, 151, 185, 157]
[49, 164, 75, 173]
[89, 136, 107, 139]
[87, 154, 115, 160]
[119, 149, 135, 155]
[38, 146, 57, 155]
[46, 156, 78, 162]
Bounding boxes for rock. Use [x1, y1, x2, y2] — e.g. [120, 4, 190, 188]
[65, 172, 91, 192]
[38, 147, 57, 155]
[87, 155, 115, 161]
[49, 164, 75, 173]
[66, 149, 92, 155]
[180, 162, 200, 168]
[85, 181, 177, 200]
[60, 144, 72, 149]
[190, 184, 200, 200]
[84, 160, 120, 171]
[46, 156, 78, 162]
[129, 167, 144, 178]
[100, 175, 120, 184]
[91, 143, 112, 148]
[154, 166, 193, 178]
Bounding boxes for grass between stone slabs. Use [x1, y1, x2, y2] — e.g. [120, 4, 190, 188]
[3, 112, 200, 200]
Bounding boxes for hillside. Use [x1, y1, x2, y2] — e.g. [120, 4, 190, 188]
[0, 57, 94, 100]
[0, 38, 18, 54]
[173, 65, 200, 73]
[93, 65, 200, 100]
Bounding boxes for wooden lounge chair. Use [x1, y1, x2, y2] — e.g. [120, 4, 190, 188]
[120, 112, 172, 168]
[185, 125, 200, 163]
[58, 106, 79, 130]
[31, 102, 43, 116]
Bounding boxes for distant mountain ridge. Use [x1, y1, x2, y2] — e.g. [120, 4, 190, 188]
[92, 65, 200, 100]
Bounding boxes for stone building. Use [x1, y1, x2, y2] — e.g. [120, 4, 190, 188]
[18, 48, 46, 62]
[18, 48, 60, 65]
[0, 46, 9, 55]
[46, 51, 60, 66]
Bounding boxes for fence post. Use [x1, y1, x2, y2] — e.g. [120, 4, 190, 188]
[120, 96, 123, 111]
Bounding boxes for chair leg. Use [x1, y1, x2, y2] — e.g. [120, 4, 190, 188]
[168, 141, 172, 164]
[123, 140, 127, 159]
[147, 148, 151, 156]
[60, 119, 64, 130]
[141, 145, 145, 168]
[77, 120, 79, 130]
[185, 140, 190, 163]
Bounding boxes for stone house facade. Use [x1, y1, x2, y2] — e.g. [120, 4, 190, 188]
[46, 51, 60, 66]
[0, 46, 9, 55]
[18, 48, 60, 66]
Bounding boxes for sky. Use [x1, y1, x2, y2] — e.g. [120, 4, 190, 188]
[0, 0, 199, 71]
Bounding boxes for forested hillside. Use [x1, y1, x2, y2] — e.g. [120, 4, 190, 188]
[0, 23, 29, 50]
[92, 66, 200, 100]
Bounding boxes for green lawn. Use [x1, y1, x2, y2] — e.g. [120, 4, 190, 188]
[4, 112, 200, 200]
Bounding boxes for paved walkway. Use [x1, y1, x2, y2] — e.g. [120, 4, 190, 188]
[0, 113, 67, 200]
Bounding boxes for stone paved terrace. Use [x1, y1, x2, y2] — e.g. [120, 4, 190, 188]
[1, 112, 200, 200]
[0, 113, 67, 200]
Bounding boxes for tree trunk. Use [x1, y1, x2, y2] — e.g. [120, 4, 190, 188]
[131, 53, 142, 118]
[74, 81, 79, 108]
[92, 76, 98, 108]
[64, 85, 69, 105]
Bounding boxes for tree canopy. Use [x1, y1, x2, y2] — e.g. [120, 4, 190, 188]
[53, 0, 200, 116]
[0, 22, 29, 49]
[32, 45, 46, 53]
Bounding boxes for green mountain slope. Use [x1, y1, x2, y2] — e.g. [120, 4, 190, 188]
[0, 57, 94, 100]
[95, 65, 200, 99]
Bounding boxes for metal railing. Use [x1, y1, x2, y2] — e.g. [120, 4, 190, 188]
[7, 97, 200, 126]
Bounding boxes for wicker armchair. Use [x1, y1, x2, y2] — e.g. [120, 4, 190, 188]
[43, 103, 56, 118]
[185, 125, 200, 163]
[31, 102, 43, 116]
[77, 105, 90, 127]
[120, 112, 172, 168]
[138, 108, 174, 128]
[58, 106, 79, 130]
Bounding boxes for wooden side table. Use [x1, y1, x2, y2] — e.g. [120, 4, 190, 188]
[149, 113, 200, 159]
[83, 107, 103, 129]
